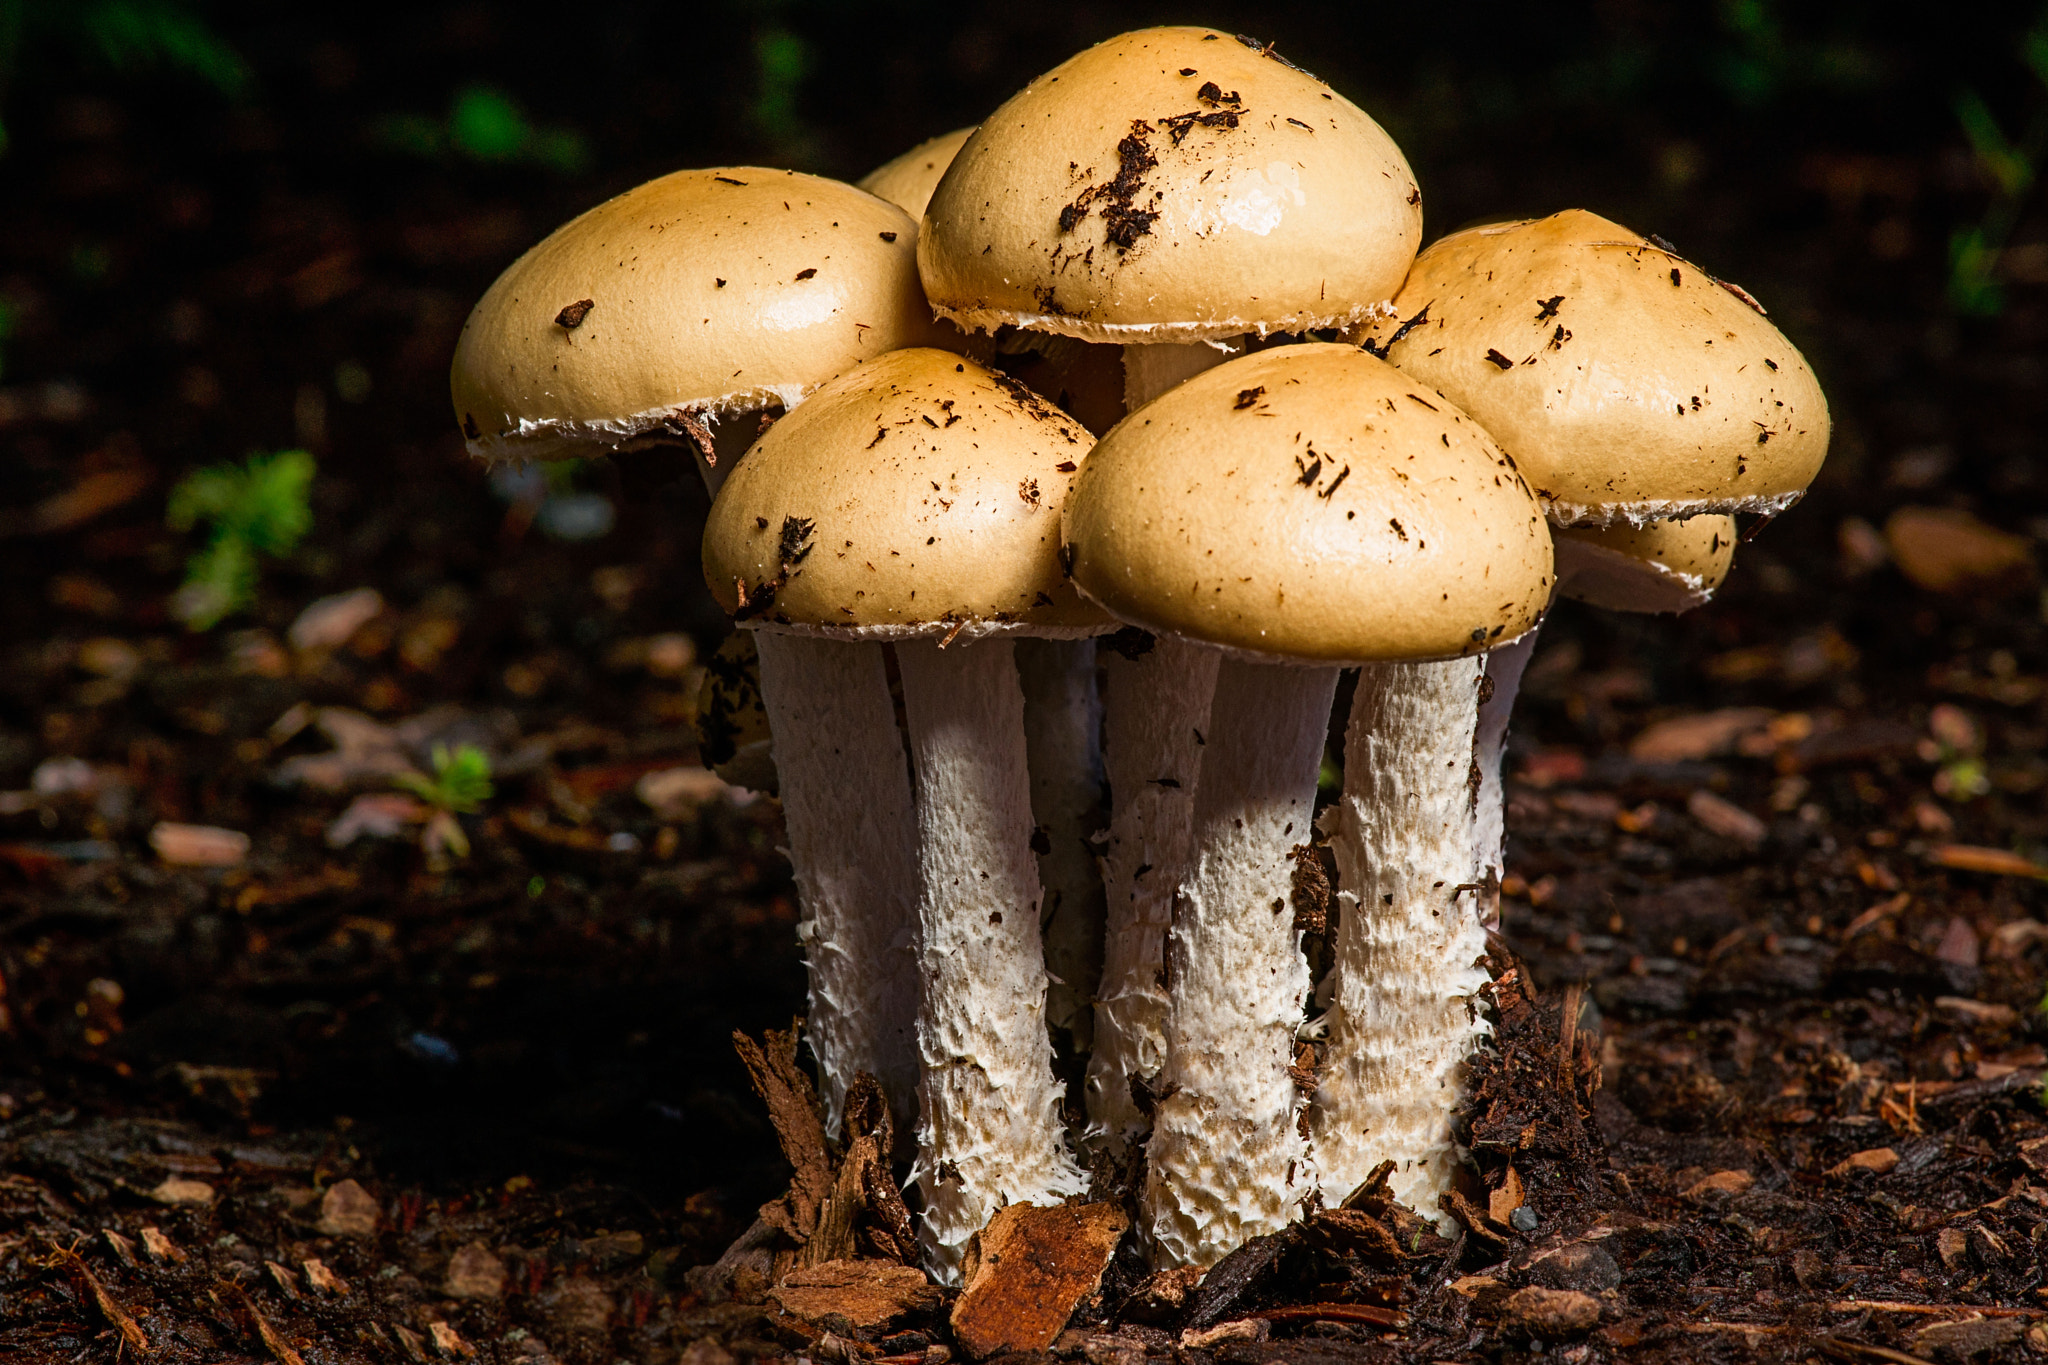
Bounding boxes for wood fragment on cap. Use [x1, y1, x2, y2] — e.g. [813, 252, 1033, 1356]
[948, 1202, 1129, 1359]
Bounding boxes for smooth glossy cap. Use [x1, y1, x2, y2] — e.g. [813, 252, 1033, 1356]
[1356, 209, 1829, 526]
[703, 348, 1109, 639]
[1062, 343, 1552, 662]
[920, 28, 1421, 343]
[859, 127, 977, 218]
[1556, 515, 1736, 614]
[451, 168, 950, 465]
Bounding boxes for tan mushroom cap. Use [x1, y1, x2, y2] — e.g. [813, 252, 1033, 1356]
[703, 348, 1110, 640]
[1062, 343, 1552, 662]
[1357, 209, 1830, 527]
[1556, 515, 1736, 614]
[858, 127, 977, 218]
[920, 27, 1421, 343]
[450, 168, 951, 465]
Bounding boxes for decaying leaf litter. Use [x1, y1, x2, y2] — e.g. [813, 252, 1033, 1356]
[2, 23, 2048, 1365]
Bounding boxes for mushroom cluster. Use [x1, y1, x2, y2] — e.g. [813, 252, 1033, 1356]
[451, 26, 1830, 1285]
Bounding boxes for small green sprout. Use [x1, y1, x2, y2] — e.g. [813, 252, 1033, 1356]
[395, 744, 494, 861]
[374, 84, 587, 173]
[165, 450, 315, 630]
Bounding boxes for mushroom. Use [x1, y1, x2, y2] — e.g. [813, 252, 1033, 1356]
[865, 124, 1117, 1056]
[1063, 343, 1551, 1264]
[920, 26, 1423, 1149]
[703, 348, 1104, 1282]
[858, 126, 978, 219]
[1474, 516, 1738, 897]
[1355, 208, 1830, 888]
[451, 166, 949, 490]
[450, 168, 952, 1139]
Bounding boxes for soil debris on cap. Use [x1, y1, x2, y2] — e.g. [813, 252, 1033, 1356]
[553, 299, 594, 329]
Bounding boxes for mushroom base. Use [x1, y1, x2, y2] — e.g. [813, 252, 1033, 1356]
[1143, 658, 1336, 1268]
[897, 638, 1087, 1284]
[1314, 656, 1493, 1226]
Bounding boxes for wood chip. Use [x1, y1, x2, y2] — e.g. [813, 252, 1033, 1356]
[138, 1226, 185, 1263]
[148, 822, 250, 867]
[950, 1202, 1130, 1359]
[302, 1257, 349, 1294]
[317, 1178, 381, 1236]
[1884, 506, 2034, 593]
[390, 1324, 432, 1364]
[443, 1241, 506, 1299]
[1828, 1147, 1900, 1177]
[1682, 1169, 1755, 1200]
[266, 1260, 300, 1298]
[1629, 708, 1774, 762]
[769, 1259, 941, 1329]
[429, 1322, 476, 1358]
[45, 1241, 149, 1353]
[1488, 1165, 1526, 1227]
[101, 1228, 138, 1268]
[148, 1175, 215, 1205]
[229, 1282, 305, 1365]
[1929, 845, 2048, 879]
[1687, 790, 1767, 845]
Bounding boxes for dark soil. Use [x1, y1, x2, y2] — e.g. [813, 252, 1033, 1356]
[2, 6, 2047, 1363]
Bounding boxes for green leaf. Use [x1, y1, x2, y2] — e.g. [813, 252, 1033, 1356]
[396, 744, 494, 815]
[166, 450, 316, 630]
[84, 0, 250, 99]
[450, 85, 531, 162]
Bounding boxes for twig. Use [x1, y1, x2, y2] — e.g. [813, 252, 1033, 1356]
[1830, 1300, 2041, 1318]
[42, 1240, 149, 1354]
[1816, 1336, 1937, 1365]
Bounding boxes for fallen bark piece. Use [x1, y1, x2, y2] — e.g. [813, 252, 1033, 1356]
[318, 1178, 381, 1236]
[149, 821, 250, 867]
[138, 1226, 185, 1263]
[266, 1260, 300, 1298]
[1828, 1148, 1900, 1178]
[949, 1203, 1129, 1360]
[45, 1242, 149, 1353]
[1629, 708, 1774, 762]
[101, 1228, 138, 1268]
[443, 1241, 506, 1299]
[149, 1175, 215, 1205]
[1503, 1287, 1600, 1337]
[768, 1259, 941, 1329]
[230, 1282, 306, 1365]
[1687, 790, 1767, 845]
[429, 1321, 476, 1358]
[1682, 1169, 1754, 1200]
[1910, 1315, 2025, 1359]
[1885, 506, 2034, 594]
[303, 1257, 349, 1294]
[1253, 1303, 1407, 1330]
[1928, 845, 2048, 880]
[1180, 1320, 1268, 1349]
[390, 1324, 432, 1364]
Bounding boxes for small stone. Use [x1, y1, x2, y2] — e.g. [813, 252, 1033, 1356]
[1509, 1206, 1540, 1233]
[1681, 1169, 1754, 1201]
[1909, 1315, 2025, 1360]
[1828, 1147, 1900, 1178]
[444, 1241, 506, 1300]
[1503, 1286, 1600, 1337]
[149, 1175, 215, 1205]
[317, 1179, 381, 1237]
[637, 766, 733, 819]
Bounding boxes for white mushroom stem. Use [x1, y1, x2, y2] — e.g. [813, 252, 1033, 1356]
[1122, 340, 1235, 413]
[1082, 338, 1234, 1146]
[750, 631, 923, 1139]
[1473, 626, 1542, 927]
[1016, 638, 1108, 1051]
[1312, 656, 1493, 1224]
[896, 637, 1087, 1284]
[1143, 659, 1337, 1268]
[1084, 636, 1220, 1151]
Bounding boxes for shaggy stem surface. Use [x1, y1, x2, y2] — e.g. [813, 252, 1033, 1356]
[1143, 659, 1336, 1267]
[1314, 656, 1492, 1222]
[897, 638, 1087, 1283]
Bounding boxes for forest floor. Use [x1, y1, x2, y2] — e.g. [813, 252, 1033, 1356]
[1, 69, 2046, 1365]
